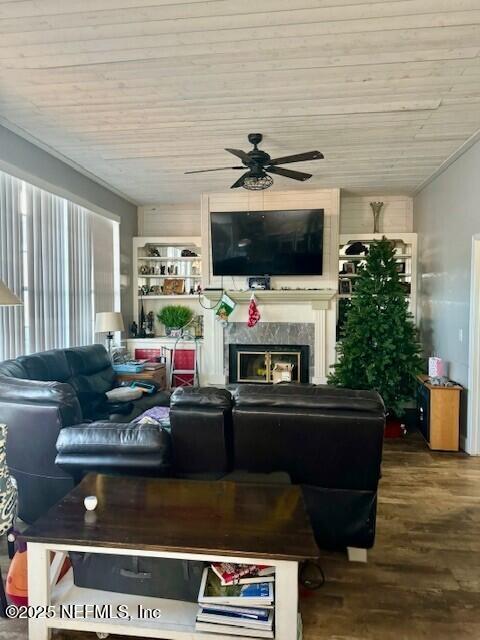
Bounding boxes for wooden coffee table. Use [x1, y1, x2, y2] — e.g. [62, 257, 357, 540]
[23, 474, 318, 640]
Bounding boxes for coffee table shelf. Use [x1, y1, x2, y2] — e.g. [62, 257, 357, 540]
[52, 568, 201, 639]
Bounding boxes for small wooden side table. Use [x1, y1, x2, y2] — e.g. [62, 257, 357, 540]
[416, 375, 463, 451]
[116, 365, 167, 390]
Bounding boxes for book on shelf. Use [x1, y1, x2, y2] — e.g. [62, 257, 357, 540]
[198, 568, 274, 607]
[195, 621, 274, 638]
[197, 607, 274, 629]
[211, 562, 275, 586]
[197, 604, 271, 621]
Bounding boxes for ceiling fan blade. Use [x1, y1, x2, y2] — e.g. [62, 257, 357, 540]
[185, 166, 244, 174]
[225, 148, 250, 163]
[269, 151, 324, 165]
[230, 172, 251, 189]
[266, 165, 312, 181]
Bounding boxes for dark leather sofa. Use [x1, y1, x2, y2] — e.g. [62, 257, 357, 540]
[1, 342, 384, 552]
[0, 344, 170, 523]
[169, 385, 385, 551]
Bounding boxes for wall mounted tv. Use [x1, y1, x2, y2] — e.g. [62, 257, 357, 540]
[210, 209, 324, 276]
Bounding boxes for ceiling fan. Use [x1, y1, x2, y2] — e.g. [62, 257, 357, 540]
[185, 133, 324, 190]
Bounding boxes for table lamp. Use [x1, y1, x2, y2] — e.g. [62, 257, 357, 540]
[0, 280, 22, 307]
[95, 312, 124, 356]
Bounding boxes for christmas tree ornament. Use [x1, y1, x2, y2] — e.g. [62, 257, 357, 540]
[247, 294, 261, 328]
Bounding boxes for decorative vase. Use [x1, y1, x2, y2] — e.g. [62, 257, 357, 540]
[369, 202, 384, 234]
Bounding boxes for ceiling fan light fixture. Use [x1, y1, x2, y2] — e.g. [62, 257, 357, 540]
[242, 173, 274, 191]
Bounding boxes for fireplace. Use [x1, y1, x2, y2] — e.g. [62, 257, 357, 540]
[229, 344, 309, 384]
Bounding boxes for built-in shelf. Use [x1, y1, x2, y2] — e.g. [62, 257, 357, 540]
[339, 253, 412, 260]
[337, 233, 417, 331]
[138, 275, 202, 279]
[138, 256, 200, 262]
[338, 293, 411, 299]
[139, 294, 200, 300]
[339, 273, 411, 278]
[133, 237, 203, 329]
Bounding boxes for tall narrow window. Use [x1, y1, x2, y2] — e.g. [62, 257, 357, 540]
[0, 172, 24, 359]
[0, 169, 120, 361]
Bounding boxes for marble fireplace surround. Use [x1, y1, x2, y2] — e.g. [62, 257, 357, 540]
[202, 289, 337, 386]
[224, 323, 315, 381]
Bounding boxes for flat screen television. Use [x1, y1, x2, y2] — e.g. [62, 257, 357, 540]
[210, 209, 324, 276]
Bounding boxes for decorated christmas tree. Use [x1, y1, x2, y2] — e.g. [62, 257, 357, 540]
[329, 237, 422, 416]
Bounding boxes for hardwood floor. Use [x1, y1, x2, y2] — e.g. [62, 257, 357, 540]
[302, 432, 480, 640]
[1, 431, 479, 640]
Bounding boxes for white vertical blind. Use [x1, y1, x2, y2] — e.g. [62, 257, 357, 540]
[0, 169, 119, 361]
[67, 202, 94, 346]
[25, 185, 69, 352]
[0, 173, 24, 359]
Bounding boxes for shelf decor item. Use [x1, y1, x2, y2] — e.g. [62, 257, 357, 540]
[156, 305, 194, 337]
[163, 278, 185, 295]
[330, 237, 422, 420]
[369, 202, 384, 234]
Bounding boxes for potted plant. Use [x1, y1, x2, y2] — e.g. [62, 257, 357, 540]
[329, 237, 422, 437]
[156, 305, 194, 337]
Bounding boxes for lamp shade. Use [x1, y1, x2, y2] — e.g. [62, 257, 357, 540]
[95, 312, 124, 333]
[0, 280, 22, 306]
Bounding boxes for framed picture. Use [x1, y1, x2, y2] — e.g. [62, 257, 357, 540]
[339, 278, 352, 295]
[163, 278, 185, 295]
[396, 261, 406, 274]
[345, 262, 356, 274]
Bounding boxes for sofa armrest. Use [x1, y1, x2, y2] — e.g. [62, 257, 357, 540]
[170, 387, 233, 475]
[0, 374, 82, 425]
[55, 421, 172, 478]
[56, 421, 171, 456]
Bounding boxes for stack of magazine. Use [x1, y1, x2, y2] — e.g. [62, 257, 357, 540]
[196, 563, 275, 638]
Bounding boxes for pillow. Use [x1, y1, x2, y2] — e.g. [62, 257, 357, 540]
[106, 387, 143, 402]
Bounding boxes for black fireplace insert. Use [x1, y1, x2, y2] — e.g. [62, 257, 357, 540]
[228, 344, 309, 384]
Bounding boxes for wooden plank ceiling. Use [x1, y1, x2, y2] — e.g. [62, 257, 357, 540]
[0, 0, 479, 204]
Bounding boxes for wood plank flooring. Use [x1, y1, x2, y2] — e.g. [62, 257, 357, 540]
[1, 431, 479, 640]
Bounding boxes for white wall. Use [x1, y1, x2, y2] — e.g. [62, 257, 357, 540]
[340, 195, 413, 234]
[414, 137, 480, 447]
[140, 194, 413, 238]
[139, 203, 200, 236]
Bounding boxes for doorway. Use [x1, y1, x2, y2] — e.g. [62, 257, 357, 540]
[467, 234, 480, 455]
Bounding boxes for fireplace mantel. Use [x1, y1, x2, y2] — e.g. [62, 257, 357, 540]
[203, 289, 337, 310]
